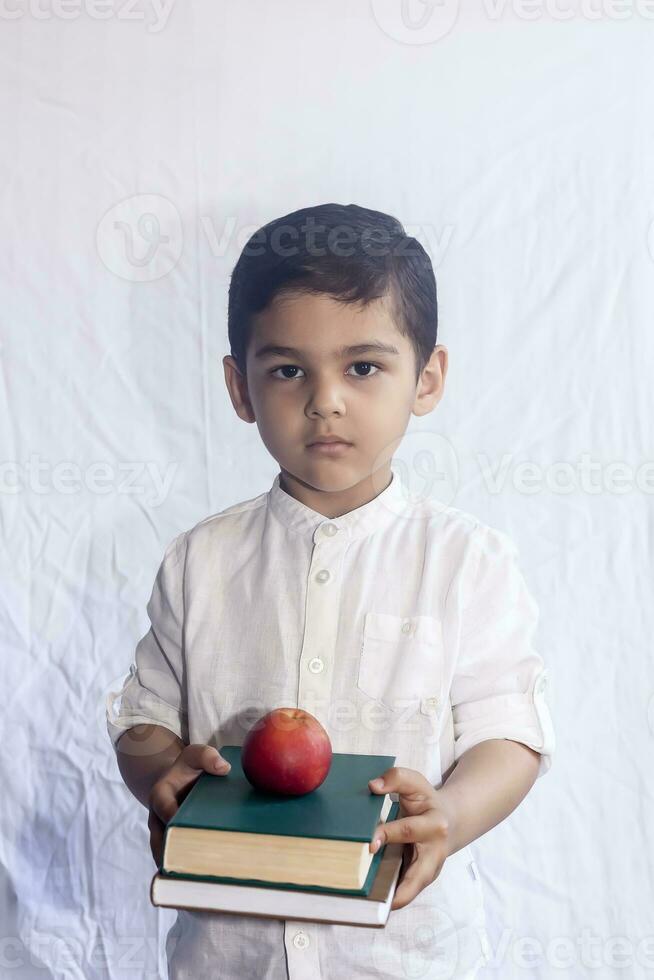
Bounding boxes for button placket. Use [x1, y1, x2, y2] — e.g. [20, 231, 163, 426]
[296, 530, 347, 727]
[284, 920, 321, 979]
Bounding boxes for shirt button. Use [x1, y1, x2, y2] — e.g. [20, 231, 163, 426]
[401, 620, 413, 634]
[293, 931, 310, 949]
[315, 569, 331, 584]
[323, 523, 338, 536]
[308, 657, 324, 674]
[421, 696, 439, 715]
[468, 860, 480, 882]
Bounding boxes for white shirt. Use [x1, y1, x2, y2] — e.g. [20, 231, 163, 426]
[107, 467, 555, 980]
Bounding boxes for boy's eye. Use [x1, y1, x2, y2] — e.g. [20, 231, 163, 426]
[269, 362, 381, 380]
[347, 362, 381, 378]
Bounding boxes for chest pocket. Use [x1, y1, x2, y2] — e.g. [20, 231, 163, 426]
[357, 612, 443, 712]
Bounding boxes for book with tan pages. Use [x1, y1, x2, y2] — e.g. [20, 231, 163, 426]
[160, 744, 398, 892]
[151, 827, 404, 927]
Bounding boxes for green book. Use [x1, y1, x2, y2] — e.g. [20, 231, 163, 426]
[161, 744, 398, 895]
[151, 830, 405, 926]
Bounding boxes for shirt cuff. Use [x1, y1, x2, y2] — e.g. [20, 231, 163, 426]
[105, 665, 187, 752]
[452, 669, 555, 778]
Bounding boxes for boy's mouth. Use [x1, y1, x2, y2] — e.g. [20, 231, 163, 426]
[306, 435, 352, 446]
[306, 440, 353, 456]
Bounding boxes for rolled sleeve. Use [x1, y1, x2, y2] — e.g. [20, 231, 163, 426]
[450, 526, 555, 778]
[106, 531, 189, 751]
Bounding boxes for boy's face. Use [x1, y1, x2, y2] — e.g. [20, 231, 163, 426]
[223, 290, 447, 518]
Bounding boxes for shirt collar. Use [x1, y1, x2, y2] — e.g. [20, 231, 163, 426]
[268, 466, 409, 541]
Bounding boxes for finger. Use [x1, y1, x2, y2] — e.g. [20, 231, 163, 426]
[150, 777, 184, 824]
[391, 854, 440, 911]
[148, 809, 165, 866]
[368, 766, 435, 803]
[396, 842, 416, 885]
[370, 812, 437, 852]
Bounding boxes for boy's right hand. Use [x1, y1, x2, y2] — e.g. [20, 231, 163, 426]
[148, 743, 232, 867]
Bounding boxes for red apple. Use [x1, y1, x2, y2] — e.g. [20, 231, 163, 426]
[241, 707, 332, 796]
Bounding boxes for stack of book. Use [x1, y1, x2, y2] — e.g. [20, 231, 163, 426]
[151, 744, 404, 927]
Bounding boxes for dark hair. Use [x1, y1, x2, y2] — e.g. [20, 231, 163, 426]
[227, 203, 437, 384]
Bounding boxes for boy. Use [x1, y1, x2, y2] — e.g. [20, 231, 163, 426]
[107, 203, 555, 979]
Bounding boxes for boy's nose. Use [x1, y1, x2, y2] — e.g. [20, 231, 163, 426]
[306, 392, 347, 417]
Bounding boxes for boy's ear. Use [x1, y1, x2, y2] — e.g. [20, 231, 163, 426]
[412, 345, 448, 417]
[223, 355, 256, 423]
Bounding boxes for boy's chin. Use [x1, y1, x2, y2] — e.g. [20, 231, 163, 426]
[282, 463, 366, 493]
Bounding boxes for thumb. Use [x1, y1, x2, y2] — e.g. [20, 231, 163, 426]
[150, 744, 232, 825]
[176, 743, 232, 781]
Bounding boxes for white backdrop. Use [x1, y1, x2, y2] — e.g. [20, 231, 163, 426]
[1, 2, 653, 978]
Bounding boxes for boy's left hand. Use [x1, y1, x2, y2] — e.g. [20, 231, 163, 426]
[368, 766, 452, 911]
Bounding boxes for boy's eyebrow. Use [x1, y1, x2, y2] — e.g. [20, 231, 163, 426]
[254, 341, 401, 360]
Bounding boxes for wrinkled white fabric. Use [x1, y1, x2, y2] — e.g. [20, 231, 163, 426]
[107, 467, 554, 978]
[3, 7, 652, 979]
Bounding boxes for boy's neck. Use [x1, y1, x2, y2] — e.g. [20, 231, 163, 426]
[277, 466, 394, 520]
